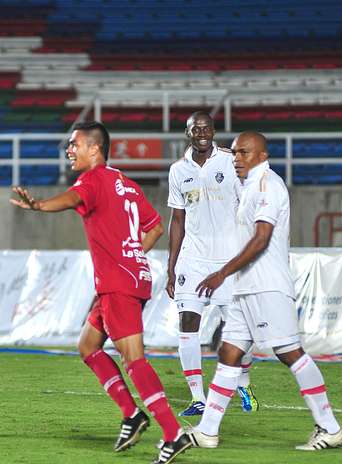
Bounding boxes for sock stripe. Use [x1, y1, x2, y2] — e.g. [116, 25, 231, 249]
[103, 374, 122, 392]
[301, 384, 326, 396]
[184, 369, 202, 376]
[84, 349, 103, 364]
[143, 391, 166, 408]
[241, 363, 251, 369]
[209, 383, 235, 398]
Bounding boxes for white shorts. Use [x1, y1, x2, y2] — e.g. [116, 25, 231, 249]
[222, 291, 300, 350]
[174, 257, 233, 313]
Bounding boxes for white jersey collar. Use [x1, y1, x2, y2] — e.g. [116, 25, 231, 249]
[244, 160, 270, 186]
[184, 141, 218, 166]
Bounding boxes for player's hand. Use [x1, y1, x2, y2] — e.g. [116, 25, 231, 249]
[166, 271, 176, 299]
[10, 186, 39, 210]
[196, 271, 225, 298]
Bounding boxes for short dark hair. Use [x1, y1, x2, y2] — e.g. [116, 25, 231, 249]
[186, 111, 214, 131]
[73, 121, 110, 161]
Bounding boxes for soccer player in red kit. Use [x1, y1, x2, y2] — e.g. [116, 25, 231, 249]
[10, 121, 192, 464]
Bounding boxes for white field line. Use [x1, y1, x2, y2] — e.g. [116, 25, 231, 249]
[41, 389, 342, 414]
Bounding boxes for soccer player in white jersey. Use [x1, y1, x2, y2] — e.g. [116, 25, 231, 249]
[167, 112, 258, 416]
[189, 131, 342, 451]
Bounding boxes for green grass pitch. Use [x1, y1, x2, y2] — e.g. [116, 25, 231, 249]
[1, 352, 342, 464]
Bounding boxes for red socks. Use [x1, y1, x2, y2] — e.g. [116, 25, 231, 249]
[127, 358, 180, 441]
[84, 349, 136, 418]
[84, 351, 180, 441]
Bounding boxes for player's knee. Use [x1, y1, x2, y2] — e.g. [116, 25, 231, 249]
[77, 339, 90, 360]
[218, 340, 248, 366]
[273, 343, 304, 366]
[114, 334, 145, 367]
[78, 338, 102, 360]
[179, 310, 201, 332]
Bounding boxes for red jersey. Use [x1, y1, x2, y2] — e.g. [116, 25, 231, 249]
[69, 164, 161, 299]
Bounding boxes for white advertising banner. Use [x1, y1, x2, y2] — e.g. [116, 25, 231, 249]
[291, 248, 342, 355]
[0, 249, 341, 354]
[0, 251, 95, 345]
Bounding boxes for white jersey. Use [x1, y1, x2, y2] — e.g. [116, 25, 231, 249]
[233, 160, 295, 298]
[168, 142, 239, 262]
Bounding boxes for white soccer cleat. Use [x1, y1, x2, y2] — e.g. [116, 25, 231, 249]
[296, 425, 342, 451]
[188, 427, 219, 448]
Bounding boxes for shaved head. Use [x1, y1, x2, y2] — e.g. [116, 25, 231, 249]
[233, 132, 268, 154]
[231, 131, 268, 179]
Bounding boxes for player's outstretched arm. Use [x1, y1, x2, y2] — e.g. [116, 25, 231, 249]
[142, 222, 164, 253]
[10, 186, 83, 212]
[197, 221, 274, 298]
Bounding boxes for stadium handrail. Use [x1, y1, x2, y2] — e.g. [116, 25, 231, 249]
[0, 131, 342, 186]
[314, 212, 342, 246]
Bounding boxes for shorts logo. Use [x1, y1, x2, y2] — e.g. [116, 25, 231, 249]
[215, 172, 224, 183]
[178, 274, 185, 286]
[257, 322, 268, 328]
[258, 198, 268, 207]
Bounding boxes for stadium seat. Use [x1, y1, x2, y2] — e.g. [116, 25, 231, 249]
[0, 142, 12, 158]
[20, 165, 60, 185]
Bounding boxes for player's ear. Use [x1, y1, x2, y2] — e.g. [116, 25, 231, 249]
[90, 143, 100, 157]
[260, 151, 268, 162]
[185, 128, 190, 138]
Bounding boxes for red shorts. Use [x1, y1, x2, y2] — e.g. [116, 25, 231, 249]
[87, 292, 145, 341]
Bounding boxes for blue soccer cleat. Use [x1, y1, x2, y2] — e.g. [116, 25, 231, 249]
[237, 385, 259, 412]
[178, 400, 206, 417]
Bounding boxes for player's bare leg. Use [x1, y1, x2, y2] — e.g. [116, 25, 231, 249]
[78, 320, 107, 359]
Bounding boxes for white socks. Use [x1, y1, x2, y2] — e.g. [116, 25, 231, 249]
[197, 363, 241, 436]
[178, 331, 206, 402]
[291, 354, 340, 434]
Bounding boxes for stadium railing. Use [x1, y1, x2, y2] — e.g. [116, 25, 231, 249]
[314, 212, 342, 246]
[1, 131, 342, 187]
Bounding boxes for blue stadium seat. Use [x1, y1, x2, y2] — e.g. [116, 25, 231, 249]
[293, 164, 342, 185]
[0, 166, 12, 186]
[268, 141, 286, 158]
[0, 143, 12, 158]
[293, 140, 342, 157]
[20, 165, 60, 185]
[21, 142, 59, 159]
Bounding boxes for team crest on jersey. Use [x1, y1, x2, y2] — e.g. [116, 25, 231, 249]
[178, 274, 185, 286]
[115, 179, 125, 196]
[215, 172, 224, 183]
